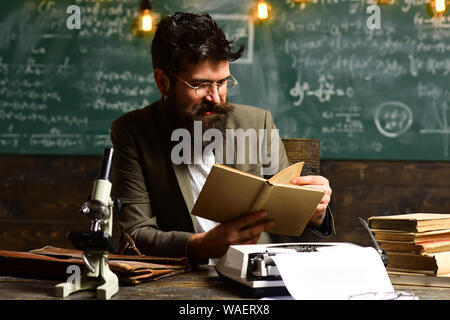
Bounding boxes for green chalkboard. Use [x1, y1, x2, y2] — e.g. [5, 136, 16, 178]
[0, 0, 449, 160]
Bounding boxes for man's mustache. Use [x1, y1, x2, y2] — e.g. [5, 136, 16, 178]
[188, 102, 233, 117]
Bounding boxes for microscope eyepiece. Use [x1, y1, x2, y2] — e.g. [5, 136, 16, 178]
[98, 147, 114, 181]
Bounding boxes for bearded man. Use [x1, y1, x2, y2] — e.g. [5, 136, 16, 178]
[111, 12, 333, 263]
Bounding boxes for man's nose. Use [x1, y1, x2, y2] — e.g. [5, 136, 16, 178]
[204, 85, 221, 104]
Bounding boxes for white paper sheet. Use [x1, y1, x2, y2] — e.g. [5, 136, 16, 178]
[271, 246, 394, 300]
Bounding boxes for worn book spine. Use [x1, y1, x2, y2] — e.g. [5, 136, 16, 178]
[248, 182, 273, 213]
[387, 251, 450, 275]
[380, 240, 450, 254]
[368, 214, 450, 233]
[373, 230, 450, 242]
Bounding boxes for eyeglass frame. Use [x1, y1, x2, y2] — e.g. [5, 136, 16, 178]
[348, 290, 418, 300]
[168, 71, 238, 97]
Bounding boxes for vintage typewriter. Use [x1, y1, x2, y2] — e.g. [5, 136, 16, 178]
[215, 242, 361, 297]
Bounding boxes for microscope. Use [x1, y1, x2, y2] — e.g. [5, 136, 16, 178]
[55, 147, 119, 300]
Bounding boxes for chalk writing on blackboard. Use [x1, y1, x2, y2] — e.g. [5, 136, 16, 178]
[420, 101, 450, 156]
[374, 101, 413, 138]
[289, 75, 354, 106]
[321, 104, 364, 137]
[0, 0, 448, 159]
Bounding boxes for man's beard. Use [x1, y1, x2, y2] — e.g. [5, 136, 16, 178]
[168, 98, 234, 149]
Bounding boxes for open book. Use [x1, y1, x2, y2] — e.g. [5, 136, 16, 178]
[191, 162, 325, 236]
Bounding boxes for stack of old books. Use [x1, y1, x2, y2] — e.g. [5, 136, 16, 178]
[368, 213, 450, 287]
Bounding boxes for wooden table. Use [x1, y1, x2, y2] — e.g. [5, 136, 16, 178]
[1, 266, 449, 300]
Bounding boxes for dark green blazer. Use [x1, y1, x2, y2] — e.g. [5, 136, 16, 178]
[111, 99, 334, 258]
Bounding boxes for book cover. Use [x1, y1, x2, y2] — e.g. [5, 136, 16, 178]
[380, 239, 450, 254]
[368, 213, 450, 232]
[191, 162, 325, 236]
[372, 228, 450, 242]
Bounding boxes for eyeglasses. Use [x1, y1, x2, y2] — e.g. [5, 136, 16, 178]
[348, 291, 418, 300]
[169, 71, 238, 97]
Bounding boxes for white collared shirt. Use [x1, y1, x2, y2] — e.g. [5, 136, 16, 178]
[187, 149, 220, 265]
[187, 149, 220, 233]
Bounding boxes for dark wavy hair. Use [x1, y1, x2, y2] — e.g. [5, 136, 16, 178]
[151, 12, 244, 74]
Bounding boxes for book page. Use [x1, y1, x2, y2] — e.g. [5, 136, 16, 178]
[268, 162, 304, 186]
[261, 184, 324, 236]
[191, 164, 265, 222]
[213, 163, 266, 181]
[248, 182, 273, 213]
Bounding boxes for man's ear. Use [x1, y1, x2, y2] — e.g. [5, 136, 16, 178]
[154, 68, 170, 96]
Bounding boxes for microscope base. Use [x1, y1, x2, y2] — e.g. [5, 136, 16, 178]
[55, 250, 119, 300]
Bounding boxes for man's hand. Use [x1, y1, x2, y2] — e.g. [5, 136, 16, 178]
[187, 210, 274, 261]
[290, 175, 332, 227]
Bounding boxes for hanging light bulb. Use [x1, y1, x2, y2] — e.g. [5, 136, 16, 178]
[254, 0, 271, 21]
[139, 10, 152, 31]
[257, 1, 269, 19]
[138, 0, 153, 32]
[377, 0, 395, 5]
[434, 0, 447, 13]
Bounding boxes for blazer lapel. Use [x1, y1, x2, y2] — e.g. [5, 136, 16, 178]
[158, 100, 199, 232]
[220, 110, 263, 175]
[171, 163, 194, 212]
[171, 162, 201, 233]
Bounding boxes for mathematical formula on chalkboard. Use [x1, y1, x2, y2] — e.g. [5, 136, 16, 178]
[0, 0, 448, 160]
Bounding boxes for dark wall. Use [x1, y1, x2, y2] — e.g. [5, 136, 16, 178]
[0, 154, 112, 250]
[321, 160, 450, 246]
[1, 154, 450, 251]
